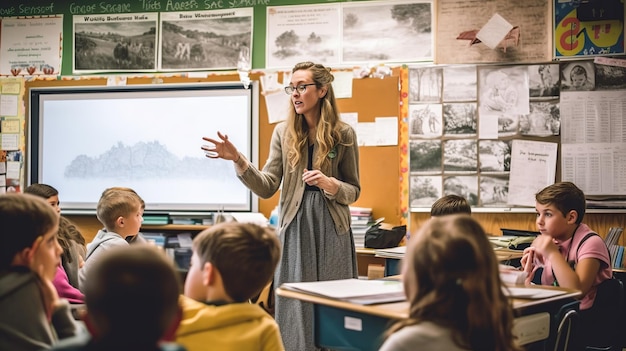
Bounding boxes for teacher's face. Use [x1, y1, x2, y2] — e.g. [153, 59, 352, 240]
[289, 69, 322, 117]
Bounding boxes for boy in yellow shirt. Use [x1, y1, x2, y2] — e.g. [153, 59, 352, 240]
[176, 222, 284, 351]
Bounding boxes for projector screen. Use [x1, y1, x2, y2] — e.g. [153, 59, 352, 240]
[28, 82, 258, 215]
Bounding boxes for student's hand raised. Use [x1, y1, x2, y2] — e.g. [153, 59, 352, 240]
[202, 131, 240, 162]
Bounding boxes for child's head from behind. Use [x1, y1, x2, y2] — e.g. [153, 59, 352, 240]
[83, 245, 180, 343]
[24, 183, 61, 215]
[96, 188, 143, 236]
[430, 194, 472, 217]
[0, 193, 61, 277]
[570, 65, 588, 87]
[186, 222, 281, 303]
[535, 181, 586, 224]
[402, 215, 512, 347]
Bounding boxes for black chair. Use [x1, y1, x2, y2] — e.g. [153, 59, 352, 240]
[550, 300, 580, 351]
[582, 277, 624, 351]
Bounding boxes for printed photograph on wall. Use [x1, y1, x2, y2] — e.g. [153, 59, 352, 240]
[265, 3, 340, 69]
[554, 0, 625, 58]
[341, 0, 433, 64]
[443, 139, 477, 173]
[442, 102, 477, 136]
[409, 174, 442, 207]
[520, 101, 560, 136]
[443, 65, 477, 101]
[560, 60, 595, 91]
[409, 66, 442, 102]
[595, 63, 626, 90]
[159, 8, 253, 71]
[73, 13, 158, 74]
[443, 175, 478, 206]
[480, 175, 509, 207]
[478, 140, 511, 173]
[478, 65, 530, 116]
[408, 104, 442, 137]
[529, 64, 560, 97]
[409, 140, 441, 173]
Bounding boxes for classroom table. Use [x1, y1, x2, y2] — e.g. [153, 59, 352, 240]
[276, 283, 580, 351]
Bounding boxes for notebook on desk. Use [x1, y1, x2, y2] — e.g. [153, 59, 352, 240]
[281, 278, 405, 305]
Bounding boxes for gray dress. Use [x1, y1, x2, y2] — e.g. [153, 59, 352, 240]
[274, 145, 358, 351]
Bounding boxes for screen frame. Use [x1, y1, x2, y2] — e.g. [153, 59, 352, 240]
[27, 81, 259, 215]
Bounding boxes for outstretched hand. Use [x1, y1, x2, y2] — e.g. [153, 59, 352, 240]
[202, 131, 240, 162]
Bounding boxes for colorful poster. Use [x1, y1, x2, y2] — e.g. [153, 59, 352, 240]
[554, 0, 625, 58]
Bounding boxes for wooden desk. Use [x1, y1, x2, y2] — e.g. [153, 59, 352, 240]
[276, 284, 580, 351]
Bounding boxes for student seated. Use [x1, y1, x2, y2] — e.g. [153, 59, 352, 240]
[50, 245, 185, 351]
[0, 193, 79, 350]
[78, 187, 143, 291]
[25, 184, 87, 299]
[379, 215, 522, 351]
[176, 222, 284, 351]
[521, 182, 611, 348]
[430, 194, 471, 217]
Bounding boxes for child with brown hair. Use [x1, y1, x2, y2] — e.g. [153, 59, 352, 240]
[0, 193, 79, 350]
[51, 245, 185, 351]
[430, 194, 471, 217]
[521, 181, 612, 348]
[78, 187, 143, 291]
[380, 214, 522, 351]
[176, 222, 284, 351]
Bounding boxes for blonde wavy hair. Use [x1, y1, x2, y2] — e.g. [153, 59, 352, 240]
[285, 61, 349, 172]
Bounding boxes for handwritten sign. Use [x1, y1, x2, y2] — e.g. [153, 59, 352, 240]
[507, 140, 558, 207]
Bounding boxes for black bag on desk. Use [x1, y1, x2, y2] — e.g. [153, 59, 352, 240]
[364, 221, 406, 249]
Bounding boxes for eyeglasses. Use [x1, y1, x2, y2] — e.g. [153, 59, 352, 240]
[284, 83, 316, 95]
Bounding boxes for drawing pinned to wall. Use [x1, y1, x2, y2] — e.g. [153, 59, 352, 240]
[560, 60, 595, 91]
[409, 104, 442, 137]
[409, 140, 441, 173]
[73, 13, 158, 74]
[442, 65, 477, 101]
[480, 175, 509, 207]
[409, 66, 442, 102]
[529, 64, 560, 97]
[436, 0, 551, 64]
[159, 8, 253, 71]
[443, 175, 478, 206]
[595, 61, 626, 90]
[443, 139, 477, 173]
[520, 101, 560, 137]
[442, 102, 477, 136]
[341, 0, 433, 64]
[409, 174, 442, 207]
[478, 140, 511, 173]
[554, 0, 625, 58]
[266, 3, 341, 69]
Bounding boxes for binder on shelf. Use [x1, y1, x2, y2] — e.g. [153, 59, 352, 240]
[142, 214, 169, 225]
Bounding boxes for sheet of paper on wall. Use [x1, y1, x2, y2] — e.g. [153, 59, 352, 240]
[478, 113, 499, 139]
[0, 162, 5, 174]
[1, 119, 20, 134]
[375, 117, 398, 146]
[475, 13, 514, 50]
[6, 161, 20, 179]
[1, 83, 21, 95]
[264, 90, 290, 124]
[341, 112, 358, 132]
[356, 122, 376, 146]
[332, 71, 353, 99]
[106, 76, 127, 86]
[0, 134, 18, 151]
[507, 140, 557, 207]
[0, 94, 18, 116]
[0, 175, 5, 186]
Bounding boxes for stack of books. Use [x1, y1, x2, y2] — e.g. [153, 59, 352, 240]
[605, 227, 625, 268]
[350, 206, 373, 249]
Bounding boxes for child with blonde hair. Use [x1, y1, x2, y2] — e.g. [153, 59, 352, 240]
[380, 215, 522, 351]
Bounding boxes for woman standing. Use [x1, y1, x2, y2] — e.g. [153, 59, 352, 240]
[202, 61, 360, 350]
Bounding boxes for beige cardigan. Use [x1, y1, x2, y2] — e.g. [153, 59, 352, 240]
[236, 122, 360, 235]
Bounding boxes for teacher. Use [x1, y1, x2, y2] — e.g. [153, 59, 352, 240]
[202, 61, 360, 351]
